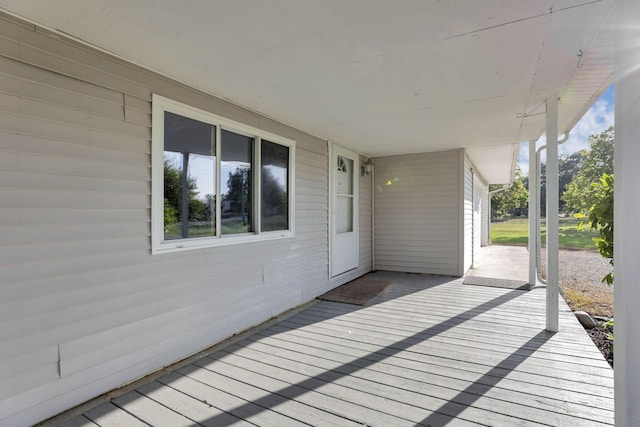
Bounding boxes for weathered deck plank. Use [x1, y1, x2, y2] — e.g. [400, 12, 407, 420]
[73, 272, 614, 426]
[136, 380, 253, 427]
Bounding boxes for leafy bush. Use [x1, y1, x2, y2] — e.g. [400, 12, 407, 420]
[577, 173, 614, 284]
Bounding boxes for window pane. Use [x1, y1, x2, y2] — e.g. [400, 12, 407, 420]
[336, 155, 354, 233]
[163, 112, 216, 240]
[336, 155, 353, 195]
[261, 140, 289, 232]
[221, 130, 253, 235]
[337, 195, 353, 233]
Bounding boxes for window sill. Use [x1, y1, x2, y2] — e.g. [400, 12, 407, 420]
[152, 231, 295, 255]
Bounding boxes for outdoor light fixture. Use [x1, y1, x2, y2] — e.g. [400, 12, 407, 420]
[361, 158, 373, 176]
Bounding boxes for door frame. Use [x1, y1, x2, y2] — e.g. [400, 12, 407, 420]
[329, 143, 360, 278]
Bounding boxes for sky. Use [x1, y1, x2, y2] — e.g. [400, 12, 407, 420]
[518, 84, 615, 174]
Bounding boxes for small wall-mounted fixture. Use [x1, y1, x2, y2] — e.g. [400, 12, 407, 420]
[360, 158, 374, 176]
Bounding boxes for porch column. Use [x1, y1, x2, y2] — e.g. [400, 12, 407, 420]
[528, 140, 537, 286]
[615, 0, 640, 423]
[545, 97, 559, 333]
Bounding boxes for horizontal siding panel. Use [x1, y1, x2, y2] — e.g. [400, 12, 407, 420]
[0, 236, 148, 266]
[0, 72, 124, 120]
[0, 92, 149, 139]
[0, 113, 149, 153]
[0, 131, 149, 165]
[296, 165, 327, 181]
[374, 214, 458, 224]
[0, 55, 123, 104]
[2, 267, 266, 353]
[0, 207, 148, 226]
[0, 150, 149, 181]
[0, 363, 59, 401]
[376, 237, 457, 247]
[296, 176, 328, 191]
[293, 229, 327, 243]
[296, 149, 326, 167]
[54, 275, 325, 378]
[375, 150, 460, 275]
[296, 186, 327, 198]
[0, 258, 211, 318]
[295, 215, 328, 227]
[2, 257, 259, 327]
[0, 188, 148, 210]
[262, 252, 327, 282]
[1, 245, 328, 357]
[0, 222, 148, 249]
[0, 171, 148, 195]
[124, 106, 151, 127]
[123, 94, 151, 112]
[296, 193, 327, 205]
[374, 186, 460, 199]
[0, 345, 58, 383]
[0, 243, 151, 284]
[374, 226, 458, 235]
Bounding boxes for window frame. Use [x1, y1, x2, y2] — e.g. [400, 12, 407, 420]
[152, 94, 295, 254]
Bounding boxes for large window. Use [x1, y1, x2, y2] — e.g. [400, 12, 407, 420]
[152, 95, 295, 253]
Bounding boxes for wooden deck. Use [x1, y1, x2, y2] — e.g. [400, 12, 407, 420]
[58, 272, 614, 426]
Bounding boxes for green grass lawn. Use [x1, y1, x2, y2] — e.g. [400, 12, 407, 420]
[491, 217, 600, 250]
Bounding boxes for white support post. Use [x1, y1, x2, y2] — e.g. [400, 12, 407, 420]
[545, 97, 559, 333]
[528, 140, 537, 286]
[615, 0, 640, 423]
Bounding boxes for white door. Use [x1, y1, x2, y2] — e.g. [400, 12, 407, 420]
[331, 144, 359, 276]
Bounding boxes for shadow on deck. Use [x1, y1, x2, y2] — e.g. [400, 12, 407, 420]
[49, 270, 613, 426]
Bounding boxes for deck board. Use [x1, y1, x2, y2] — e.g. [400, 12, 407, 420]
[74, 272, 614, 426]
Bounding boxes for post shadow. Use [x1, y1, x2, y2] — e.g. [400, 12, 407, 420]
[419, 330, 554, 426]
[192, 288, 529, 426]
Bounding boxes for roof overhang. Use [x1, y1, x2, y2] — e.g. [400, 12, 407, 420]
[0, 1, 616, 183]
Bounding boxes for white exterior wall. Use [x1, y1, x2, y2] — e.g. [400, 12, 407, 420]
[0, 16, 374, 426]
[374, 150, 461, 276]
[614, 1, 640, 423]
[462, 153, 488, 273]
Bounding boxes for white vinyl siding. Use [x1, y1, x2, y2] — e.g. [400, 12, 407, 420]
[0, 14, 371, 427]
[374, 151, 460, 276]
[462, 153, 489, 273]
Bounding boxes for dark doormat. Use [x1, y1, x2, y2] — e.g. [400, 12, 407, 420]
[463, 276, 531, 291]
[318, 277, 392, 305]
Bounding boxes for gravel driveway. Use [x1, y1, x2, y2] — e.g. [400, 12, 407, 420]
[540, 248, 613, 286]
[540, 248, 614, 317]
[559, 249, 613, 287]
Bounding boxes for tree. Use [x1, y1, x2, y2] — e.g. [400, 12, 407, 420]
[164, 158, 212, 233]
[224, 168, 251, 225]
[490, 168, 529, 219]
[578, 173, 614, 284]
[559, 151, 586, 212]
[562, 127, 614, 214]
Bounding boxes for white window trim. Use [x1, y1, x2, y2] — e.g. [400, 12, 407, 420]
[152, 94, 295, 254]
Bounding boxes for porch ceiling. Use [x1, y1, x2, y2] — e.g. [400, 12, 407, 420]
[0, 0, 615, 183]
